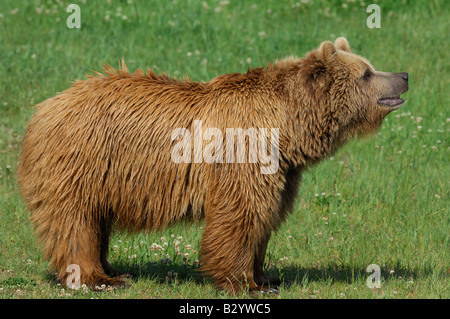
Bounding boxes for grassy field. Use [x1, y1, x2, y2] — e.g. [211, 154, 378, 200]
[0, 0, 448, 299]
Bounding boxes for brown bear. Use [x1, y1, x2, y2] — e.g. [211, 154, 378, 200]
[17, 37, 408, 293]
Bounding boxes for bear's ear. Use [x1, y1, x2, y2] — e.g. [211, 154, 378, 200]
[318, 41, 337, 62]
[334, 37, 351, 52]
[301, 51, 329, 88]
[301, 41, 337, 85]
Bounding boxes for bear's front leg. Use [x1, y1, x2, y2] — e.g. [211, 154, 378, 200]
[200, 185, 281, 292]
[200, 215, 261, 293]
[199, 161, 287, 293]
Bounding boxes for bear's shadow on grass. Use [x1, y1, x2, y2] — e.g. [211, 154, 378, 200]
[43, 260, 426, 291]
[114, 260, 210, 287]
[110, 261, 424, 289]
[265, 265, 424, 287]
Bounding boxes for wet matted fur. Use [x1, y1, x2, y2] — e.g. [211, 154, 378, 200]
[18, 38, 408, 292]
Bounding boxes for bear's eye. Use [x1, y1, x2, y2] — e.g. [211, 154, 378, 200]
[363, 70, 372, 80]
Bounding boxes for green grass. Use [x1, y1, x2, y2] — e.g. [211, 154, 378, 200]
[0, 0, 448, 299]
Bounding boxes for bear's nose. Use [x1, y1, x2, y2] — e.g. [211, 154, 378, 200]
[400, 72, 408, 83]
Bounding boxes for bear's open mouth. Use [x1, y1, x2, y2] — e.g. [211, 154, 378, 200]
[377, 96, 405, 109]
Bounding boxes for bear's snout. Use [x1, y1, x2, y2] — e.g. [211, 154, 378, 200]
[376, 71, 409, 109]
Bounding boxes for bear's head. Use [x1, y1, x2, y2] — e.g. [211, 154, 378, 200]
[290, 37, 409, 154]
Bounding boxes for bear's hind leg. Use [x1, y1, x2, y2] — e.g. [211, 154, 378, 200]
[34, 205, 126, 289]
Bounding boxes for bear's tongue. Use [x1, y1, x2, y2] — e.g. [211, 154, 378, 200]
[378, 97, 404, 107]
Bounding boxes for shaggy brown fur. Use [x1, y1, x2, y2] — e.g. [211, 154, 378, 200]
[18, 38, 408, 292]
